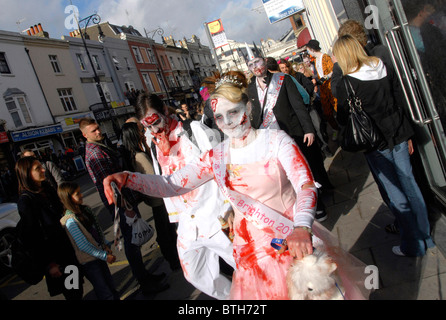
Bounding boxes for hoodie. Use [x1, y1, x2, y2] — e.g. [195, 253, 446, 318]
[332, 58, 414, 151]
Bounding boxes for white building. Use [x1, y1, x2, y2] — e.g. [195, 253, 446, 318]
[0, 29, 58, 165]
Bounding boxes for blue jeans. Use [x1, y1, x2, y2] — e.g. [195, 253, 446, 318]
[82, 260, 120, 300]
[365, 141, 434, 256]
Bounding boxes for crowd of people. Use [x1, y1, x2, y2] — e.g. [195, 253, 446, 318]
[8, 9, 440, 300]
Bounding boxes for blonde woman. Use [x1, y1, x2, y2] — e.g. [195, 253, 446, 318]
[331, 34, 434, 257]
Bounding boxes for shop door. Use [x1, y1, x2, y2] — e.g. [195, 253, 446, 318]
[366, 0, 446, 206]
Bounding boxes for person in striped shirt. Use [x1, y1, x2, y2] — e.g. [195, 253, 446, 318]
[59, 181, 120, 300]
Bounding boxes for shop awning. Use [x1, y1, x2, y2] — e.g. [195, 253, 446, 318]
[296, 27, 311, 48]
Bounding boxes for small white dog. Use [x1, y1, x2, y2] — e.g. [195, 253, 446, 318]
[286, 249, 345, 300]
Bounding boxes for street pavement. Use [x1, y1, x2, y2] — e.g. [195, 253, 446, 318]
[1, 140, 445, 300]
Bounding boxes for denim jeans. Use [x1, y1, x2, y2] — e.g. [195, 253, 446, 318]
[82, 260, 120, 300]
[365, 141, 434, 256]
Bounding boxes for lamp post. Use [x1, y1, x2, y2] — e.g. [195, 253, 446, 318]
[143, 27, 171, 104]
[76, 14, 108, 112]
[77, 13, 120, 139]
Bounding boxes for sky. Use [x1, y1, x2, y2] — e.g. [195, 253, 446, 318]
[0, 0, 293, 46]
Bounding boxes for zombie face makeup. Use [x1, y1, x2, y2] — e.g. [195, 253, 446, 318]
[247, 57, 267, 77]
[213, 97, 251, 140]
[140, 109, 167, 134]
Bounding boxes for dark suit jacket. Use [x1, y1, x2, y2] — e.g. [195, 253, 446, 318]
[248, 71, 315, 141]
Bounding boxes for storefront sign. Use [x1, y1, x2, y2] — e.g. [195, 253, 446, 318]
[11, 124, 63, 142]
[207, 19, 229, 49]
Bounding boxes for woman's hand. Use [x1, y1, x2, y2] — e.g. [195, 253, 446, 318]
[303, 133, 315, 147]
[281, 227, 313, 260]
[48, 263, 62, 278]
[408, 139, 414, 155]
[103, 172, 129, 205]
[106, 254, 116, 264]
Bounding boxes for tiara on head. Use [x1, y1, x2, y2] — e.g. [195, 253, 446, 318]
[215, 75, 243, 90]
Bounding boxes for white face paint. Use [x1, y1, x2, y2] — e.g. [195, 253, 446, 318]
[212, 97, 251, 140]
[247, 57, 267, 77]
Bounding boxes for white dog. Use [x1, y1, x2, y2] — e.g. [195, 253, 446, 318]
[287, 249, 345, 300]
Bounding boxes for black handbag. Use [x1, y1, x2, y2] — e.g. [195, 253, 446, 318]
[11, 193, 46, 285]
[11, 237, 45, 285]
[340, 78, 383, 152]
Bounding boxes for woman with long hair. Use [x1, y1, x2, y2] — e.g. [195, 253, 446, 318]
[331, 34, 435, 257]
[58, 181, 119, 300]
[14, 156, 83, 299]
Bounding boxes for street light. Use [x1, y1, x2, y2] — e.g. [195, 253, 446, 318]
[76, 14, 120, 138]
[76, 14, 108, 112]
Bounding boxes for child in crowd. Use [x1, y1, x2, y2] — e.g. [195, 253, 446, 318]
[58, 181, 120, 300]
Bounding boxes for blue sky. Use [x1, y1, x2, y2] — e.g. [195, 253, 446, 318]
[0, 0, 292, 45]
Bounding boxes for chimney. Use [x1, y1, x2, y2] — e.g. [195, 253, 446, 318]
[164, 35, 176, 46]
[26, 29, 31, 36]
[28, 23, 49, 38]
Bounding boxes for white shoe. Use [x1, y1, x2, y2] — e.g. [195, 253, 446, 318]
[392, 246, 406, 257]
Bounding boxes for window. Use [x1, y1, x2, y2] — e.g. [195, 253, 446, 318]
[156, 74, 166, 91]
[124, 81, 135, 92]
[124, 57, 131, 70]
[132, 46, 143, 63]
[169, 56, 175, 68]
[112, 56, 120, 70]
[140, 48, 150, 64]
[146, 48, 156, 63]
[76, 53, 86, 71]
[57, 88, 77, 112]
[0, 52, 11, 74]
[92, 55, 102, 71]
[49, 55, 62, 73]
[167, 75, 176, 88]
[142, 73, 155, 92]
[4, 94, 32, 128]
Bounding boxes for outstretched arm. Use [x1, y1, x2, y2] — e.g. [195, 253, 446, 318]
[103, 150, 215, 205]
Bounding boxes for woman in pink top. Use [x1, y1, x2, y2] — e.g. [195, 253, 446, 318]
[103, 71, 368, 300]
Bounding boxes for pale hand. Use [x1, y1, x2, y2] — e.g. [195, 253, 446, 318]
[303, 133, 315, 147]
[152, 131, 171, 156]
[280, 228, 313, 260]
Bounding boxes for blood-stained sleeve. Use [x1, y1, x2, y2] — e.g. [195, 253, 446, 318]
[276, 132, 316, 228]
[125, 150, 215, 198]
